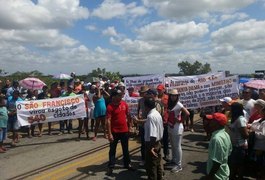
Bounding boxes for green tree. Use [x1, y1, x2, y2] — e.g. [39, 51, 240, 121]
[178, 61, 211, 75]
[88, 68, 121, 82]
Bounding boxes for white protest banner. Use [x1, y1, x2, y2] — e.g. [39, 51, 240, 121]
[16, 95, 86, 126]
[167, 75, 239, 109]
[166, 72, 225, 87]
[123, 74, 165, 92]
[124, 96, 140, 117]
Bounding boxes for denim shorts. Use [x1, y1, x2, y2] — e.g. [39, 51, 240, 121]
[0, 128, 7, 142]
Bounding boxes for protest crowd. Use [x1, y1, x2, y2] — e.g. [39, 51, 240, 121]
[0, 72, 265, 180]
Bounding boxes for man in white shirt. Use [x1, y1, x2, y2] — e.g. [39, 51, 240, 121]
[241, 88, 256, 121]
[144, 97, 164, 180]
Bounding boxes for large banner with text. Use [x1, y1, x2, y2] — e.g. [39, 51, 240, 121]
[123, 74, 165, 92]
[166, 74, 239, 109]
[16, 95, 87, 126]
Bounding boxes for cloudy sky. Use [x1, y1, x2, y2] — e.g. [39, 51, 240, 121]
[0, 0, 264, 75]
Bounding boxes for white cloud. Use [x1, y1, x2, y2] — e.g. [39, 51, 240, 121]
[0, 29, 78, 49]
[85, 25, 97, 31]
[137, 21, 209, 44]
[110, 21, 209, 54]
[211, 19, 265, 50]
[92, 0, 148, 19]
[143, 0, 255, 19]
[0, 0, 89, 29]
[102, 26, 118, 37]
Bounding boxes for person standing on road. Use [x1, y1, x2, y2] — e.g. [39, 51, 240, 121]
[106, 89, 134, 176]
[203, 113, 232, 180]
[167, 89, 190, 173]
[0, 95, 8, 153]
[7, 90, 23, 147]
[157, 84, 169, 162]
[143, 97, 164, 180]
[59, 85, 76, 134]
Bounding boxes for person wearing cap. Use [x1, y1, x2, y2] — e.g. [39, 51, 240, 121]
[137, 85, 150, 166]
[106, 89, 134, 175]
[240, 88, 256, 121]
[166, 89, 190, 173]
[156, 84, 170, 162]
[249, 105, 265, 179]
[203, 113, 232, 180]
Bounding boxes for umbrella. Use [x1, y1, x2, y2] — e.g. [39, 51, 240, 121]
[244, 80, 265, 89]
[19, 77, 46, 90]
[53, 73, 71, 80]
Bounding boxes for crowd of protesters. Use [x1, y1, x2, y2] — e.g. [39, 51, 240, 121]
[0, 74, 265, 180]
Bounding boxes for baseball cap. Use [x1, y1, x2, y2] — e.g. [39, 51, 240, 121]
[157, 84, 165, 90]
[206, 113, 228, 126]
[255, 99, 265, 109]
[146, 88, 158, 96]
[219, 97, 232, 105]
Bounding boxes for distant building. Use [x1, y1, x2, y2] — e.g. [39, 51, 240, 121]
[254, 70, 265, 79]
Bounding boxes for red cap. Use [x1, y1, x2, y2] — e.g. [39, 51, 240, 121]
[157, 84, 165, 90]
[206, 113, 228, 126]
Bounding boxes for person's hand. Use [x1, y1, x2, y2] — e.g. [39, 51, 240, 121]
[108, 134, 114, 142]
[150, 147, 158, 158]
[0, 128, 2, 131]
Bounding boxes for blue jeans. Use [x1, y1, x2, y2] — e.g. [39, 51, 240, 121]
[59, 120, 72, 132]
[139, 126, 145, 161]
[168, 128, 182, 166]
[108, 132, 131, 168]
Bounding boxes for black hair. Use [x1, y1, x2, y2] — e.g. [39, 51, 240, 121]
[144, 97, 156, 109]
[168, 94, 179, 110]
[231, 102, 244, 123]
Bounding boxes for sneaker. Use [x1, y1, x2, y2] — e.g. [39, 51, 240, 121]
[58, 132, 63, 136]
[125, 164, 136, 171]
[171, 165, 182, 173]
[139, 161, 145, 166]
[106, 168, 113, 176]
[190, 128, 194, 133]
[163, 156, 170, 162]
[68, 131, 73, 134]
[0, 148, 6, 153]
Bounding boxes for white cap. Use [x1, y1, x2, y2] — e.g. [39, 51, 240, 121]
[219, 97, 232, 104]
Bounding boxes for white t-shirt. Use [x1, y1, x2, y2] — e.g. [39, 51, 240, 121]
[251, 118, 265, 151]
[168, 102, 184, 135]
[144, 108, 164, 142]
[88, 92, 95, 108]
[241, 99, 256, 120]
[229, 115, 247, 147]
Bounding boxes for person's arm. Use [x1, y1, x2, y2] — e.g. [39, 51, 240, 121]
[205, 160, 221, 179]
[240, 127, 249, 139]
[107, 117, 113, 142]
[149, 136, 158, 158]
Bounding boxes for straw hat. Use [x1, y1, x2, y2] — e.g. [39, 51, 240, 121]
[168, 89, 179, 95]
[139, 85, 149, 93]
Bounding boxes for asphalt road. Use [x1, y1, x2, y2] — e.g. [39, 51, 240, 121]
[0, 118, 209, 180]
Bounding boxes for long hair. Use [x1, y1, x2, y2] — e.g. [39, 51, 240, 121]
[168, 94, 179, 110]
[231, 102, 244, 123]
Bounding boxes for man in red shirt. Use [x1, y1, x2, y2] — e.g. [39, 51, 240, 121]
[106, 89, 134, 176]
[157, 84, 170, 162]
